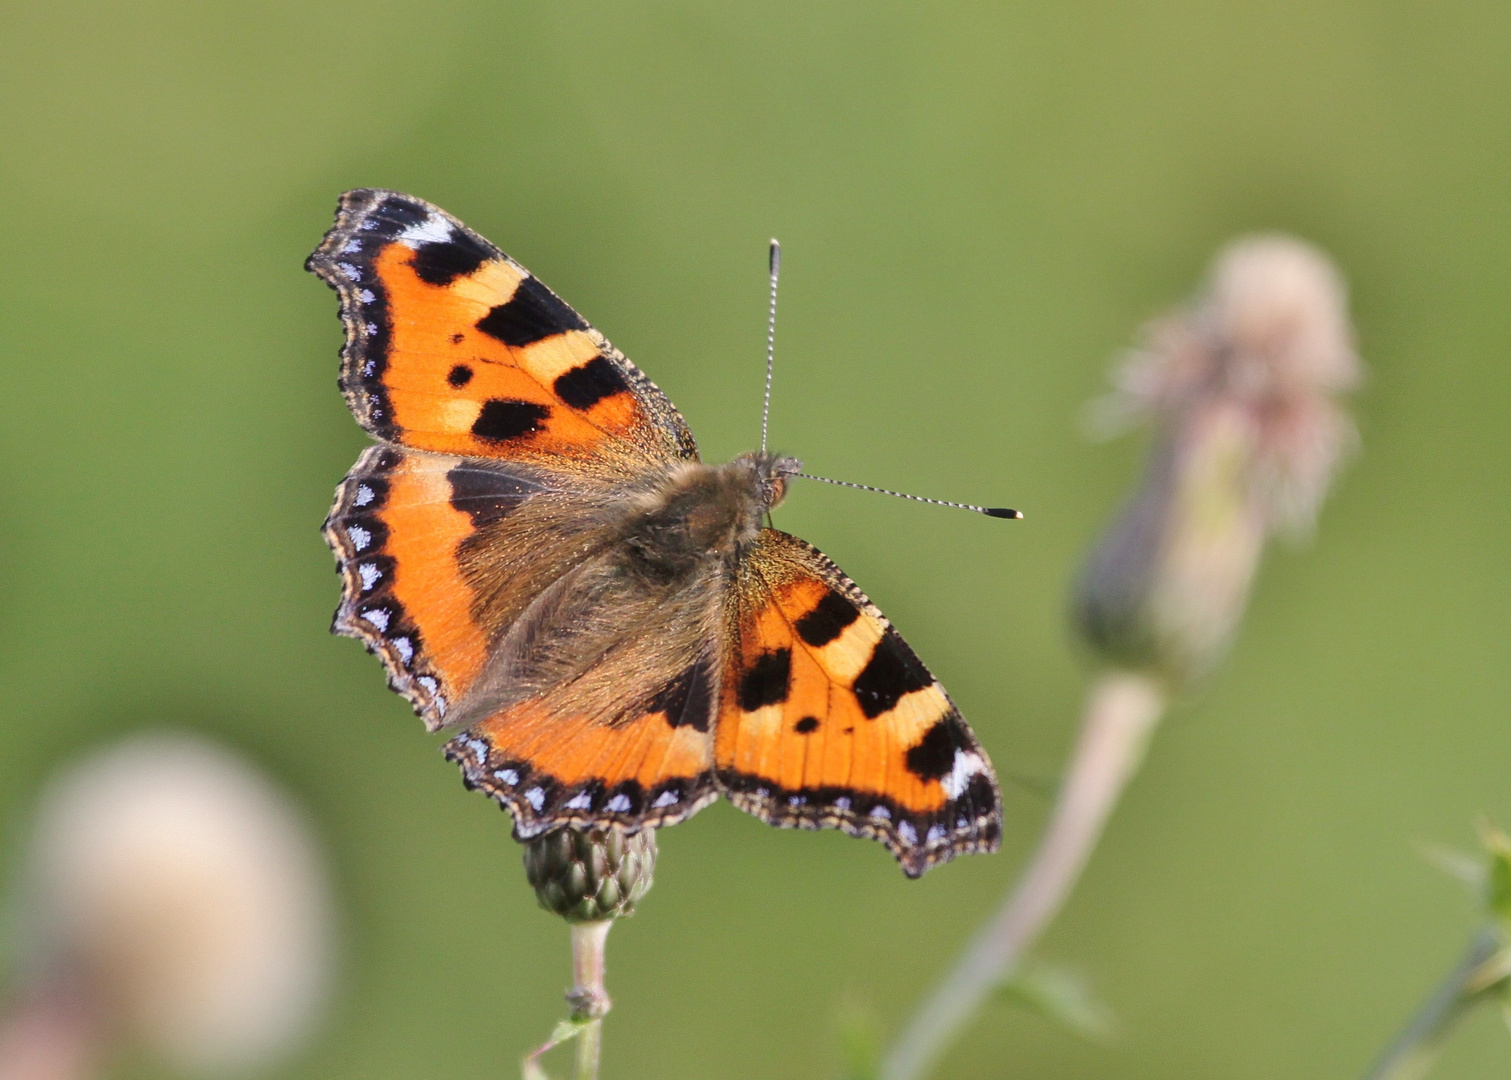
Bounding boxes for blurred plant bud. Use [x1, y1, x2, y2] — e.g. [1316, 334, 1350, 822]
[523, 827, 656, 926]
[1075, 235, 1361, 686]
[2, 733, 334, 1078]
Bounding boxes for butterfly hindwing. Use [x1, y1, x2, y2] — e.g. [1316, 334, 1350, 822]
[324, 446, 568, 729]
[443, 658, 721, 838]
[332, 447, 732, 836]
[715, 529, 1002, 877]
[308, 189, 698, 471]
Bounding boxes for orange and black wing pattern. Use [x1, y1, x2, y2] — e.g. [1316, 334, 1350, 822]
[442, 653, 721, 838]
[327, 445, 723, 829]
[307, 189, 697, 471]
[323, 446, 552, 729]
[715, 530, 1002, 877]
[314, 189, 697, 733]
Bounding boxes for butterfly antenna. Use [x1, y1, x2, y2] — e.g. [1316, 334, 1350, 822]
[761, 239, 781, 456]
[797, 472, 1022, 520]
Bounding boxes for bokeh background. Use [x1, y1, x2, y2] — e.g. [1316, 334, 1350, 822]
[2, 2, 1509, 1077]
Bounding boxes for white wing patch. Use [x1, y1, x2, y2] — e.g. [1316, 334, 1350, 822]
[397, 215, 455, 248]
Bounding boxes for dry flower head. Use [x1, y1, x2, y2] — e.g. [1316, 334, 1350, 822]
[1077, 235, 1361, 683]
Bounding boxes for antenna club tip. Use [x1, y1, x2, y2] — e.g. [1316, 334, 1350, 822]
[768, 240, 781, 275]
[984, 508, 1023, 520]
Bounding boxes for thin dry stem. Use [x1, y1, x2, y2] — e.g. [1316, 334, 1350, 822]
[573, 1021, 601, 1080]
[568, 921, 611, 1021]
[570, 922, 610, 1080]
[882, 671, 1166, 1080]
[520, 921, 613, 1080]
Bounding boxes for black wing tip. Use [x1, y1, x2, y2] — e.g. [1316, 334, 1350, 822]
[336, 187, 412, 211]
[309, 188, 441, 259]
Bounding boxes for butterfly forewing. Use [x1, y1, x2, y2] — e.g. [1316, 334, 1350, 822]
[307, 189, 697, 470]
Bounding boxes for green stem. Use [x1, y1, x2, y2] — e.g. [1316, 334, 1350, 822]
[1359, 927, 1499, 1080]
[574, 1019, 602, 1080]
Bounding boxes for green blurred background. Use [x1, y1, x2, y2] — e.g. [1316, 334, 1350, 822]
[2, 2, 1509, 1077]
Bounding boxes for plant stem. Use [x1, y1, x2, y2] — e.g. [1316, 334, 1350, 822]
[520, 921, 614, 1080]
[882, 670, 1166, 1080]
[1359, 926, 1500, 1080]
[570, 921, 611, 1080]
[573, 1020, 601, 1080]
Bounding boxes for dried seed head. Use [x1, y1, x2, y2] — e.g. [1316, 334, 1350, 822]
[523, 827, 657, 924]
[1076, 236, 1361, 685]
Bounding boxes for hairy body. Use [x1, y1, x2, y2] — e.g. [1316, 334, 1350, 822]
[451, 454, 799, 732]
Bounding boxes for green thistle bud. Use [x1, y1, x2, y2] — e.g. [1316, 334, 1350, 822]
[523, 827, 657, 924]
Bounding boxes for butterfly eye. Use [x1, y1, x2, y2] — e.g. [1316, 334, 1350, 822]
[764, 475, 787, 508]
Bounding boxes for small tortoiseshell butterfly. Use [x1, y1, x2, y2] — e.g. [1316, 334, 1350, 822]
[309, 190, 1002, 876]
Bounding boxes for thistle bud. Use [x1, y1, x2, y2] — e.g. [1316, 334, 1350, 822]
[1075, 235, 1360, 686]
[523, 827, 657, 925]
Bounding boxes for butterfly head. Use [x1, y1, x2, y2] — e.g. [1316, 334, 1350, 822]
[622, 453, 801, 573]
[740, 451, 803, 512]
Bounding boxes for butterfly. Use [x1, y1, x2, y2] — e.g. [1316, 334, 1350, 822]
[309, 190, 1002, 877]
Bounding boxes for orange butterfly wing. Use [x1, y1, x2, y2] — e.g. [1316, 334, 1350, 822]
[444, 654, 721, 837]
[315, 191, 719, 832]
[325, 443, 721, 829]
[323, 446, 537, 729]
[307, 189, 696, 470]
[715, 529, 1002, 877]
[314, 190, 696, 731]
